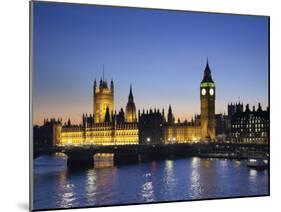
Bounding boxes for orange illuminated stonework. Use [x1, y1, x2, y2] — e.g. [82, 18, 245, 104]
[52, 62, 216, 146]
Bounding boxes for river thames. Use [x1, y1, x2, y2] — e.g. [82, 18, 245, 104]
[33, 155, 268, 210]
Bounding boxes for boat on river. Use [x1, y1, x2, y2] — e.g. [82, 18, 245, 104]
[247, 157, 268, 170]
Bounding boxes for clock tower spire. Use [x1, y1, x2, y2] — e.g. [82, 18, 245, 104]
[200, 59, 216, 142]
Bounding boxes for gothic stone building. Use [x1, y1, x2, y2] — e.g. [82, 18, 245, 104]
[53, 79, 139, 146]
[48, 61, 216, 146]
[230, 103, 269, 144]
[163, 61, 216, 143]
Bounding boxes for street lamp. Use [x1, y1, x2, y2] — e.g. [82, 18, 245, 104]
[146, 137, 151, 143]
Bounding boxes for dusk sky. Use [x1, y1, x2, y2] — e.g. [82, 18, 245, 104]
[32, 2, 269, 125]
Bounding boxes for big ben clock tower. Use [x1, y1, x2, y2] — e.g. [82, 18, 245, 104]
[200, 60, 216, 142]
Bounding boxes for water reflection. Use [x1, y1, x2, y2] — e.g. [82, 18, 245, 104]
[189, 158, 225, 199]
[190, 157, 202, 198]
[86, 166, 118, 206]
[158, 160, 178, 200]
[55, 152, 68, 158]
[56, 170, 76, 208]
[85, 170, 97, 204]
[94, 153, 114, 169]
[33, 155, 268, 210]
[141, 181, 154, 202]
[219, 159, 227, 167]
[60, 189, 75, 208]
[234, 160, 241, 167]
[203, 159, 212, 168]
[249, 169, 258, 177]
[165, 160, 176, 186]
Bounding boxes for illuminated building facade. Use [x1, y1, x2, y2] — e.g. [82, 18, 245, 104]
[93, 78, 114, 123]
[163, 61, 216, 143]
[59, 122, 139, 146]
[163, 107, 201, 144]
[39, 62, 217, 146]
[230, 103, 269, 144]
[200, 61, 216, 141]
[53, 79, 139, 146]
[35, 63, 270, 146]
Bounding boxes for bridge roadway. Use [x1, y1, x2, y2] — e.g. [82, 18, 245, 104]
[33, 143, 269, 167]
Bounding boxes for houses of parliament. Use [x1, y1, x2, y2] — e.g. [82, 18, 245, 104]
[48, 61, 216, 146]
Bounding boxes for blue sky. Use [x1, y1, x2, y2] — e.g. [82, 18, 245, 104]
[32, 2, 269, 125]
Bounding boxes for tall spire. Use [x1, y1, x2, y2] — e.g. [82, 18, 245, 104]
[125, 84, 137, 122]
[93, 79, 96, 92]
[129, 84, 133, 97]
[110, 78, 114, 91]
[128, 84, 134, 103]
[99, 65, 108, 88]
[168, 105, 174, 124]
[202, 58, 213, 83]
[102, 65, 105, 82]
[205, 57, 210, 76]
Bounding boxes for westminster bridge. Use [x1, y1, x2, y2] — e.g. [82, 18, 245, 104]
[33, 143, 269, 167]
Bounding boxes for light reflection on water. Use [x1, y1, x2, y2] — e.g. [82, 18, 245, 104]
[85, 170, 97, 204]
[33, 155, 268, 210]
[250, 169, 258, 177]
[141, 181, 155, 202]
[164, 160, 176, 190]
[57, 171, 76, 208]
[190, 157, 202, 199]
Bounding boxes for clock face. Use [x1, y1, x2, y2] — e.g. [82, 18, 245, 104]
[209, 88, 214, 96]
[201, 88, 206, 96]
